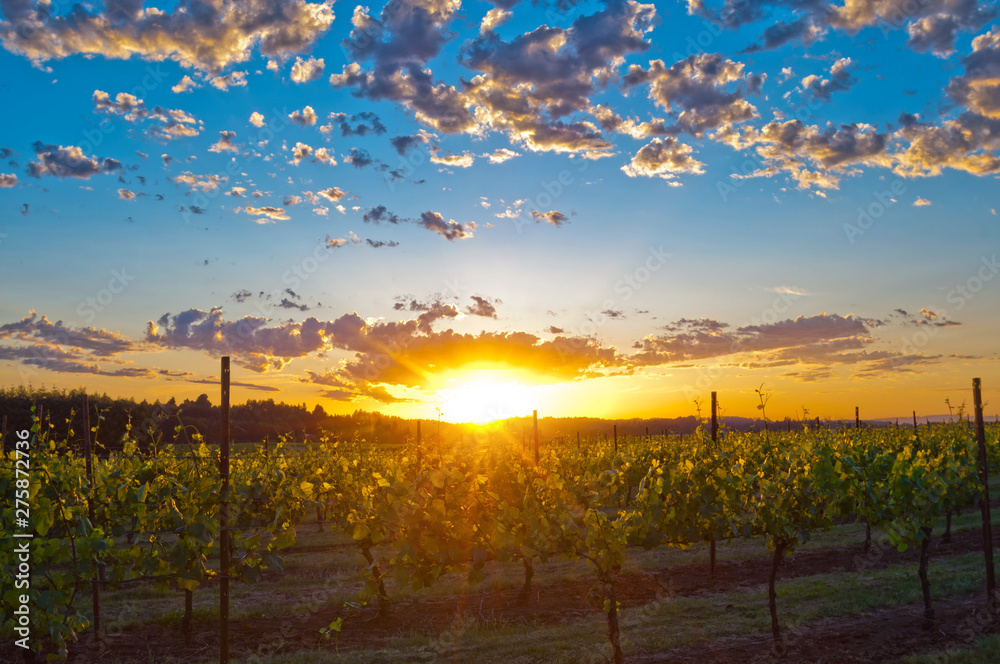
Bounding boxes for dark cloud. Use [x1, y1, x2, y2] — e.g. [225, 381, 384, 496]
[27, 142, 122, 179]
[743, 17, 821, 53]
[344, 147, 374, 168]
[366, 238, 400, 248]
[623, 54, 760, 136]
[418, 210, 475, 240]
[0, 311, 139, 357]
[801, 57, 857, 102]
[363, 205, 404, 224]
[330, 111, 387, 136]
[466, 295, 499, 318]
[390, 133, 431, 155]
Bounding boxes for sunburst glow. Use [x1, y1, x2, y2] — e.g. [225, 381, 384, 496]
[436, 369, 535, 424]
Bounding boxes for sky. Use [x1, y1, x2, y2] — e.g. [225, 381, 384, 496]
[0, 0, 998, 423]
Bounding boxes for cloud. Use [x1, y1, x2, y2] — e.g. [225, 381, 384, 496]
[118, 188, 136, 200]
[331, 62, 475, 134]
[390, 132, 432, 155]
[431, 151, 474, 168]
[590, 104, 673, 139]
[289, 105, 318, 127]
[363, 205, 404, 224]
[299, 312, 620, 401]
[147, 308, 323, 372]
[93, 89, 201, 139]
[947, 29, 1000, 120]
[0, 173, 17, 187]
[461, 1, 657, 156]
[27, 142, 122, 179]
[529, 210, 569, 226]
[467, 295, 499, 318]
[621, 137, 706, 182]
[913, 197, 932, 206]
[209, 130, 238, 153]
[318, 186, 346, 201]
[0, 0, 336, 73]
[487, 148, 521, 163]
[631, 313, 871, 367]
[891, 113, 1000, 177]
[290, 56, 325, 83]
[827, 0, 994, 42]
[801, 57, 857, 102]
[907, 13, 963, 55]
[244, 205, 290, 222]
[0, 312, 142, 358]
[743, 17, 823, 53]
[767, 286, 811, 296]
[718, 120, 889, 190]
[481, 8, 513, 33]
[623, 54, 761, 136]
[169, 171, 227, 192]
[209, 71, 247, 91]
[249, 112, 266, 128]
[330, 0, 475, 134]
[172, 75, 198, 93]
[290, 142, 335, 165]
[326, 111, 387, 136]
[418, 210, 475, 240]
[344, 147, 373, 168]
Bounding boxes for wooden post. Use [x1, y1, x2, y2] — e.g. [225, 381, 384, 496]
[710, 392, 717, 578]
[416, 420, 421, 466]
[855, 407, 860, 429]
[613, 424, 617, 455]
[83, 394, 100, 641]
[577, 431, 580, 450]
[973, 378, 995, 601]
[533, 410, 539, 465]
[711, 392, 718, 444]
[220, 358, 231, 664]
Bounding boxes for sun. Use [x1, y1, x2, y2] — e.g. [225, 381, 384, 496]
[436, 369, 534, 424]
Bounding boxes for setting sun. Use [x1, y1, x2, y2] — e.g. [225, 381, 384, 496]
[435, 369, 535, 423]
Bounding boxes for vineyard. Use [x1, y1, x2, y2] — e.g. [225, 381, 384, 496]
[2, 389, 1000, 663]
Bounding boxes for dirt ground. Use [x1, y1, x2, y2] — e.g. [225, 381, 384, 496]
[43, 525, 1000, 663]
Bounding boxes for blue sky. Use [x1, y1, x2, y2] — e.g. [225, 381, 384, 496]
[0, 0, 998, 421]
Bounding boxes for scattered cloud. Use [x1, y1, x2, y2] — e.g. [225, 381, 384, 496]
[290, 56, 325, 84]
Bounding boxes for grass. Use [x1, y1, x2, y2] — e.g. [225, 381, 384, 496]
[85, 475, 1000, 663]
[893, 635, 1000, 663]
[90, 545, 992, 664]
